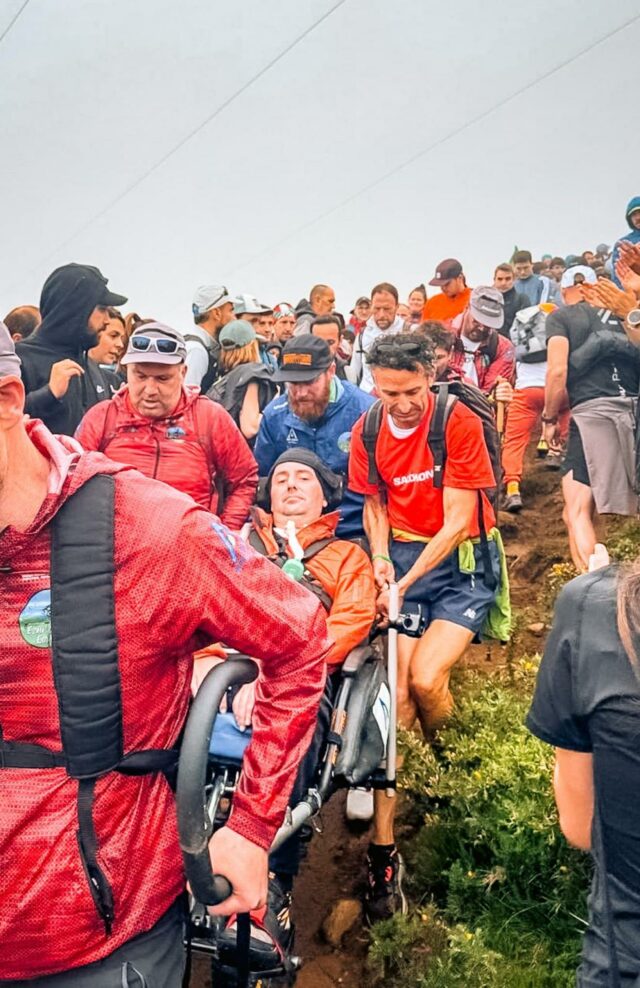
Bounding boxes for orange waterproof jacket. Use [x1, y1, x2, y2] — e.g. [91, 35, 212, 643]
[250, 509, 376, 669]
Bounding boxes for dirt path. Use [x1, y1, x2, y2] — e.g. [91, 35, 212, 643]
[190, 452, 577, 987]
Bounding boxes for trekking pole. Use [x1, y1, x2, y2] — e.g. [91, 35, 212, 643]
[495, 397, 507, 514]
[386, 582, 399, 798]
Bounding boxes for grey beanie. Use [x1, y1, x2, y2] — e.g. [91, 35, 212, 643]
[0, 321, 21, 378]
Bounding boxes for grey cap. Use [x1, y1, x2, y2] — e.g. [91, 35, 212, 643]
[469, 286, 504, 330]
[0, 321, 21, 378]
[234, 293, 272, 316]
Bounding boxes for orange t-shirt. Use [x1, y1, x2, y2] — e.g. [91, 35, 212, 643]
[348, 396, 496, 539]
[422, 286, 472, 323]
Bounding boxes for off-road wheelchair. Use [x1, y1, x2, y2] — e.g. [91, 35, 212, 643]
[176, 588, 418, 987]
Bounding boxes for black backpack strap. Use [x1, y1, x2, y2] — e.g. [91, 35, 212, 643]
[302, 536, 337, 560]
[362, 400, 384, 488]
[476, 492, 497, 592]
[484, 331, 499, 365]
[428, 384, 457, 491]
[50, 474, 121, 933]
[51, 474, 122, 777]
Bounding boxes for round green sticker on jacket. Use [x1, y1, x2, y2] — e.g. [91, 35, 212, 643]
[19, 589, 52, 648]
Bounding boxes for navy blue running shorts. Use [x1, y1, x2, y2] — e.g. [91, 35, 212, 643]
[390, 539, 500, 636]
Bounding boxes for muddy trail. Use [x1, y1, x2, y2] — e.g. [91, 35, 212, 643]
[190, 450, 582, 988]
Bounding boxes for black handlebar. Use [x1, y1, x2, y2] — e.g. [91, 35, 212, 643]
[176, 656, 259, 906]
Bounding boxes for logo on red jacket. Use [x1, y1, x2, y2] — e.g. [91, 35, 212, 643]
[19, 589, 52, 648]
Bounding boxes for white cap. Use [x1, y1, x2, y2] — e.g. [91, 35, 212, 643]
[560, 265, 597, 289]
[192, 285, 235, 317]
[234, 293, 272, 316]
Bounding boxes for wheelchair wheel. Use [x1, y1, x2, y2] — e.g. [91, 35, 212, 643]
[177, 656, 258, 907]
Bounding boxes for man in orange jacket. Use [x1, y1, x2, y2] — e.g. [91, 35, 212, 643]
[211, 448, 376, 969]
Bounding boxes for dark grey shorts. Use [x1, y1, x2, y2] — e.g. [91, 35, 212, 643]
[2, 900, 185, 987]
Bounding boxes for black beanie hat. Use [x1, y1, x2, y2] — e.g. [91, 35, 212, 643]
[260, 449, 343, 512]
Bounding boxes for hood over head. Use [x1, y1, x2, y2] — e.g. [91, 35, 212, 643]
[37, 263, 127, 353]
[626, 196, 640, 230]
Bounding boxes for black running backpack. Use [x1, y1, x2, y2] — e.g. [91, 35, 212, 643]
[361, 381, 501, 508]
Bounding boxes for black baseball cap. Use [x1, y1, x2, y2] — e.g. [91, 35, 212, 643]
[260, 449, 344, 512]
[429, 258, 463, 286]
[272, 335, 333, 382]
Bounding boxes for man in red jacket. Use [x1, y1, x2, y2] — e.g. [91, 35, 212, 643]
[449, 286, 516, 398]
[0, 320, 330, 984]
[76, 322, 257, 527]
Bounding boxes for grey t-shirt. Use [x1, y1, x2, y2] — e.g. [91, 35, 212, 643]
[527, 567, 640, 986]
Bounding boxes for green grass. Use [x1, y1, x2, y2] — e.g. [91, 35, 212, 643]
[368, 658, 591, 987]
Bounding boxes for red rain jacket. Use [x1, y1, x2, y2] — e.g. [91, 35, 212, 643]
[0, 421, 329, 979]
[76, 385, 258, 528]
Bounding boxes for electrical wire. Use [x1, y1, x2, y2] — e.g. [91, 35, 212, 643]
[225, 10, 640, 276]
[0, 0, 30, 46]
[14, 0, 348, 274]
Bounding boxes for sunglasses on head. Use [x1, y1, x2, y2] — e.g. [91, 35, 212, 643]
[130, 336, 181, 355]
[376, 338, 423, 356]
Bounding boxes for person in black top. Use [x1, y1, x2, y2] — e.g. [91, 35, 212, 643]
[527, 550, 640, 987]
[16, 263, 127, 436]
[310, 314, 349, 380]
[494, 263, 531, 338]
[542, 275, 640, 571]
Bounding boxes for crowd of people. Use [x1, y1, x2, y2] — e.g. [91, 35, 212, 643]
[3, 194, 640, 986]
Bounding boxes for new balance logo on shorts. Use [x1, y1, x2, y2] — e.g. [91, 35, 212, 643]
[392, 469, 434, 487]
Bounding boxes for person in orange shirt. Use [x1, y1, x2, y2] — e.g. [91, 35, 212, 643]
[422, 258, 472, 322]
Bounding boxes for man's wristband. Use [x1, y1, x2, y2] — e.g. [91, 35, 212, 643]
[372, 554, 392, 563]
[541, 413, 558, 424]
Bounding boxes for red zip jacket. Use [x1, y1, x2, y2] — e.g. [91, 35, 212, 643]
[0, 421, 329, 980]
[449, 319, 516, 394]
[75, 385, 258, 528]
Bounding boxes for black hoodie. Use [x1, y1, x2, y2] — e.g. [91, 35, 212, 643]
[16, 264, 127, 435]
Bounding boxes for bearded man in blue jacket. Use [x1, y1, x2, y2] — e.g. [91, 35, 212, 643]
[254, 335, 374, 538]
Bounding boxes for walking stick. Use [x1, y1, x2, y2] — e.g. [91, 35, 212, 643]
[496, 398, 507, 514]
[386, 582, 399, 798]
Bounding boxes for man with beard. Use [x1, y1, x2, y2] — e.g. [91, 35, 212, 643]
[254, 335, 374, 537]
[16, 263, 127, 435]
[449, 287, 516, 395]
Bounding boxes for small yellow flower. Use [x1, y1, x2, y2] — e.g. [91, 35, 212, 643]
[467, 871, 476, 879]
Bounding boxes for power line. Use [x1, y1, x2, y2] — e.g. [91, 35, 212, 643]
[0, 0, 30, 46]
[226, 10, 640, 276]
[16, 0, 348, 275]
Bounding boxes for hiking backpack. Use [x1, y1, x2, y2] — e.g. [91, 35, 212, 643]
[509, 305, 550, 363]
[207, 364, 279, 428]
[183, 334, 220, 392]
[361, 380, 501, 509]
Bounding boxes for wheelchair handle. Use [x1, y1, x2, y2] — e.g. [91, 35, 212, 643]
[176, 656, 259, 906]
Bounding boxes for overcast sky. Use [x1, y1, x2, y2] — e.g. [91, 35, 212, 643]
[2, 0, 640, 327]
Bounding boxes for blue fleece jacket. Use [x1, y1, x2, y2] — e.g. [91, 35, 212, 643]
[254, 378, 374, 537]
[612, 195, 640, 287]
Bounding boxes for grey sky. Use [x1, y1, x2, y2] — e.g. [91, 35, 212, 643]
[2, 0, 640, 327]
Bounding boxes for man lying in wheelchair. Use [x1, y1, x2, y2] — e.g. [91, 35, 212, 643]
[181, 451, 416, 982]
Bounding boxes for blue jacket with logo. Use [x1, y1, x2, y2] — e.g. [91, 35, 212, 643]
[254, 379, 375, 537]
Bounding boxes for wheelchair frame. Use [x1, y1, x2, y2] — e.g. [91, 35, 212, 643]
[176, 585, 401, 984]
